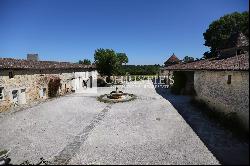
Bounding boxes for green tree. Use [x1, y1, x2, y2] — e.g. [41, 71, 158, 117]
[183, 56, 195, 63]
[117, 53, 128, 65]
[79, 59, 91, 65]
[203, 11, 249, 59]
[115, 53, 128, 75]
[94, 48, 119, 79]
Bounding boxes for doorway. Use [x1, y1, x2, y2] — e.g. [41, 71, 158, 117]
[12, 90, 19, 105]
[19, 88, 26, 104]
[89, 76, 93, 88]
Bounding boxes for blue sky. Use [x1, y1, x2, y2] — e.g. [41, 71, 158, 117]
[0, 0, 248, 65]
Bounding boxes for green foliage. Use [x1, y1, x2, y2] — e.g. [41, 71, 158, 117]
[79, 59, 91, 65]
[93, 48, 159, 76]
[0, 149, 8, 156]
[171, 71, 187, 94]
[117, 53, 128, 65]
[116, 65, 161, 76]
[97, 93, 137, 103]
[94, 48, 119, 77]
[116, 53, 129, 75]
[183, 56, 195, 63]
[203, 11, 249, 59]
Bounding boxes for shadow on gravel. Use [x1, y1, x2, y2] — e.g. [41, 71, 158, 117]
[153, 81, 249, 165]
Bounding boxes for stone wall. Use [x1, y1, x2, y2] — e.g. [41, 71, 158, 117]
[194, 70, 249, 130]
[0, 69, 95, 112]
[159, 68, 170, 76]
[219, 46, 249, 59]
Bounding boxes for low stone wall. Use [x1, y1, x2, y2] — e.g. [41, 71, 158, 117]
[194, 70, 249, 130]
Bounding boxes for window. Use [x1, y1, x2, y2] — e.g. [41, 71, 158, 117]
[65, 84, 68, 93]
[40, 88, 46, 98]
[39, 70, 44, 76]
[42, 88, 46, 97]
[20, 89, 26, 104]
[0, 87, 4, 100]
[227, 75, 232, 84]
[21, 89, 26, 93]
[9, 71, 14, 79]
[237, 49, 243, 55]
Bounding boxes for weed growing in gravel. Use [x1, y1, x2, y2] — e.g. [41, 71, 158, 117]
[0, 149, 8, 156]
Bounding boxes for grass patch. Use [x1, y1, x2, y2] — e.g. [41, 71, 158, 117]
[0, 149, 8, 156]
[97, 94, 137, 103]
[190, 98, 249, 141]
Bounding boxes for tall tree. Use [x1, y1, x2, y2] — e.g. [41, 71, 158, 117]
[203, 11, 249, 59]
[94, 48, 119, 78]
[117, 53, 128, 65]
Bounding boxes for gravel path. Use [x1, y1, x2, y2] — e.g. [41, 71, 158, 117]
[155, 86, 249, 165]
[0, 81, 219, 165]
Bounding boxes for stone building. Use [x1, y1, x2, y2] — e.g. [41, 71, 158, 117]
[161, 53, 249, 130]
[0, 55, 97, 112]
[160, 33, 249, 130]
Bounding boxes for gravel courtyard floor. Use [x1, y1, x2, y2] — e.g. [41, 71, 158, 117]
[0, 81, 219, 165]
[155, 86, 249, 165]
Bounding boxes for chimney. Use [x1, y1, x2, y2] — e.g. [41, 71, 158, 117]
[27, 54, 39, 61]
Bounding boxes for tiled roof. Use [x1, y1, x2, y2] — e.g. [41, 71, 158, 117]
[0, 58, 95, 70]
[165, 54, 180, 63]
[164, 53, 249, 71]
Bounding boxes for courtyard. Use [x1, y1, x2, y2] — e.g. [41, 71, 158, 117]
[0, 81, 220, 165]
[0, 0, 249, 165]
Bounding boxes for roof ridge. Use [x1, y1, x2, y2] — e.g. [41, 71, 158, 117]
[0, 57, 95, 69]
[164, 53, 249, 71]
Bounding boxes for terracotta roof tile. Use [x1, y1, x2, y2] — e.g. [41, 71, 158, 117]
[0, 58, 95, 70]
[165, 54, 180, 63]
[164, 53, 249, 71]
